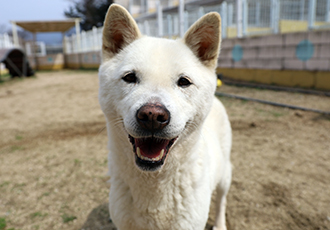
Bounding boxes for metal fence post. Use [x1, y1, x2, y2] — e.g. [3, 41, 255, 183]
[242, 0, 248, 36]
[157, 1, 163, 37]
[128, 0, 133, 13]
[308, 0, 316, 29]
[179, 0, 185, 37]
[93, 26, 98, 51]
[173, 15, 179, 36]
[198, 7, 205, 18]
[228, 3, 234, 26]
[184, 11, 189, 32]
[326, 0, 330, 22]
[75, 18, 81, 53]
[271, 0, 280, 34]
[236, 0, 243, 38]
[167, 15, 173, 37]
[144, 20, 150, 36]
[221, 1, 228, 38]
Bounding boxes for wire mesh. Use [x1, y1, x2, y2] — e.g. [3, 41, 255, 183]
[247, 0, 272, 27]
[62, 0, 330, 53]
[315, 0, 330, 22]
[280, 0, 306, 20]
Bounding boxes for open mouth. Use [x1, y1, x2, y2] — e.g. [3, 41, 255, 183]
[129, 135, 177, 171]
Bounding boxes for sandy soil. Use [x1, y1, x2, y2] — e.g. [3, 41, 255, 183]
[0, 70, 329, 230]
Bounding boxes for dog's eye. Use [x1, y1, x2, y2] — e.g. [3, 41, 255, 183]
[177, 77, 192, 88]
[122, 72, 137, 84]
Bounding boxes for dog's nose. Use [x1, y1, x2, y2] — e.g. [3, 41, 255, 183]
[136, 103, 170, 131]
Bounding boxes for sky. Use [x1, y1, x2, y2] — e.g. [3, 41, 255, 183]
[0, 0, 74, 44]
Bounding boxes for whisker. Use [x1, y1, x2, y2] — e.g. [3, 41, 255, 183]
[107, 117, 125, 130]
[98, 126, 107, 134]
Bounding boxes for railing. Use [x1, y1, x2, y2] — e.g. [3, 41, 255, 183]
[64, 26, 103, 54]
[0, 33, 15, 49]
[63, 0, 330, 54]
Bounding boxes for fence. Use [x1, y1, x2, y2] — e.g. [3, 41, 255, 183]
[62, 0, 330, 54]
[64, 26, 103, 54]
[0, 33, 14, 49]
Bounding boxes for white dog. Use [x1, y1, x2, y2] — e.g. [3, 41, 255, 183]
[98, 4, 232, 230]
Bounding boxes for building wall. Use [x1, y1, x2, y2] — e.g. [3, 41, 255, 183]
[217, 30, 330, 90]
[65, 51, 101, 69]
[27, 51, 101, 70]
[28, 54, 65, 70]
[24, 30, 330, 90]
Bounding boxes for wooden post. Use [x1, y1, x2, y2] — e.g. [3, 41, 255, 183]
[11, 21, 20, 47]
[33, 33, 39, 71]
[62, 32, 67, 69]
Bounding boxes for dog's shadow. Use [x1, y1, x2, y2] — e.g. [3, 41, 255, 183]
[80, 203, 117, 230]
[80, 203, 225, 230]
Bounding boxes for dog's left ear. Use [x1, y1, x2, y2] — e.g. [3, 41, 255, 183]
[102, 4, 141, 60]
[183, 12, 221, 69]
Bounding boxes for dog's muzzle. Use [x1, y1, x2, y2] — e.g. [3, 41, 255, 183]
[129, 103, 177, 171]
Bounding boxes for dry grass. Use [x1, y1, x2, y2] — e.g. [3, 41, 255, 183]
[0, 70, 329, 230]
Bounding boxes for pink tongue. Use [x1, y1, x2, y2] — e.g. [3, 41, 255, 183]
[135, 138, 169, 158]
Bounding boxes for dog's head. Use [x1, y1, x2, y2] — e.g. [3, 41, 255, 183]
[99, 4, 221, 172]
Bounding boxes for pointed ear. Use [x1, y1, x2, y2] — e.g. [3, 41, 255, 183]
[102, 4, 141, 60]
[183, 12, 221, 69]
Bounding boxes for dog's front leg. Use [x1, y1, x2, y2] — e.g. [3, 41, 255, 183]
[213, 193, 227, 230]
[213, 164, 231, 230]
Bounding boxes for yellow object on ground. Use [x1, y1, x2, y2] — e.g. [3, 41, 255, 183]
[217, 79, 222, 87]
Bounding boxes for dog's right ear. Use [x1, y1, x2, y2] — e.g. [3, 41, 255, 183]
[102, 4, 141, 60]
[183, 12, 221, 69]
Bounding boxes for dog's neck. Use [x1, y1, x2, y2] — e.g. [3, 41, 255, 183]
[107, 123, 206, 211]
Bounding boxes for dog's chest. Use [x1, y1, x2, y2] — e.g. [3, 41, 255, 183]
[110, 172, 211, 230]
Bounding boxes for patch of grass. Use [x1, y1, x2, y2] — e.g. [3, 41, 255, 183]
[10, 145, 24, 152]
[61, 213, 77, 223]
[240, 99, 248, 104]
[271, 111, 284, 117]
[0, 74, 10, 84]
[30, 212, 47, 219]
[15, 135, 23, 140]
[39, 192, 50, 199]
[0, 217, 6, 230]
[74, 159, 81, 166]
[11, 183, 26, 192]
[0, 181, 10, 188]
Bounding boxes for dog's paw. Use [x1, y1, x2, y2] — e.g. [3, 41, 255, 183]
[212, 226, 227, 230]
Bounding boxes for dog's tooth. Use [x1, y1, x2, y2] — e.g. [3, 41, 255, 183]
[143, 155, 152, 161]
[137, 147, 165, 161]
[137, 147, 141, 158]
[153, 149, 164, 161]
[159, 149, 164, 159]
[153, 155, 160, 161]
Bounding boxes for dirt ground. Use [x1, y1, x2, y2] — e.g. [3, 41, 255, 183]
[0, 70, 329, 230]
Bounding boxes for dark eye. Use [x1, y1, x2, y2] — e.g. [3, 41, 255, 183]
[122, 72, 137, 84]
[177, 76, 192, 88]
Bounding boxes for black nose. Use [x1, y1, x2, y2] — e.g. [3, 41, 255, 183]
[136, 103, 170, 131]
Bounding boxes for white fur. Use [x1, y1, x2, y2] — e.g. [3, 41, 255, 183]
[99, 4, 232, 230]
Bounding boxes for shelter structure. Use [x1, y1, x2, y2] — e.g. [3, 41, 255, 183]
[0, 48, 34, 78]
[11, 19, 81, 70]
